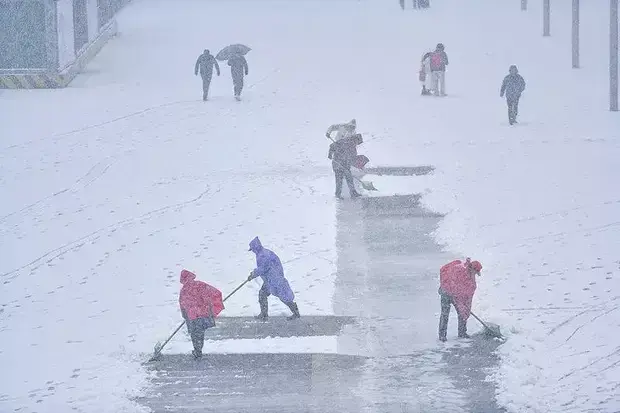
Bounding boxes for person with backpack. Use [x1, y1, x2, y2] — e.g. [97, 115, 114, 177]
[194, 49, 220, 101]
[500, 65, 526, 125]
[429, 43, 449, 96]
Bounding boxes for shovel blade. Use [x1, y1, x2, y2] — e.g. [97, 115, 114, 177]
[361, 181, 377, 191]
[483, 322, 503, 339]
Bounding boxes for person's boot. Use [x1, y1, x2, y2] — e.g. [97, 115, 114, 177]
[350, 191, 361, 198]
[255, 298, 268, 321]
[192, 349, 203, 359]
[457, 318, 470, 338]
[286, 302, 301, 320]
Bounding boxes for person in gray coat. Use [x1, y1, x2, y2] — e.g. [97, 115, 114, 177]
[500, 65, 526, 125]
[227, 54, 249, 100]
[194, 50, 220, 101]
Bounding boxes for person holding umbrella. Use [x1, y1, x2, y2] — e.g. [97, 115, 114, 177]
[438, 258, 482, 342]
[247, 236, 300, 321]
[179, 269, 224, 359]
[194, 49, 220, 101]
[215, 44, 252, 101]
[227, 54, 249, 100]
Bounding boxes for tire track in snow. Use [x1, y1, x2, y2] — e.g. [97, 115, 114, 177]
[1, 186, 216, 283]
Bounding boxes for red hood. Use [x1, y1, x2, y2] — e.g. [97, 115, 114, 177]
[180, 269, 196, 284]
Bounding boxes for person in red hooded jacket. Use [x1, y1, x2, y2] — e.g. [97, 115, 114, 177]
[179, 269, 224, 359]
[438, 258, 482, 342]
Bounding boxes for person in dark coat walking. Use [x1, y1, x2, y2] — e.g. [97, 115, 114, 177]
[328, 133, 363, 199]
[500, 65, 526, 125]
[247, 237, 300, 321]
[194, 49, 220, 101]
[227, 54, 249, 100]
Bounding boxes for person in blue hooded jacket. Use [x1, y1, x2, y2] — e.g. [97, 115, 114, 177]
[247, 236, 300, 321]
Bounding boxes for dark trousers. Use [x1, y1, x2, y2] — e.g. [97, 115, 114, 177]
[233, 77, 244, 96]
[258, 283, 299, 317]
[507, 95, 520, 124]
[201, 74, 212, 100]
[438, 292, 467, 340]
[187, 317, 213, 354]
[333, 163, 356, 197]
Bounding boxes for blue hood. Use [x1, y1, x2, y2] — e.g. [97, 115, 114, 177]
[249, 236, 263, 253]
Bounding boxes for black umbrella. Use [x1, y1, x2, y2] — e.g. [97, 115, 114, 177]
[216, 44, 251, 61]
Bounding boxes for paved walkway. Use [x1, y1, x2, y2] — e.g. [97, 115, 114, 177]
[139, 194, 506, 412]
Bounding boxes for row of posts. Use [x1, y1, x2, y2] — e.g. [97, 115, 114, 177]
[521, 0, 618, 111]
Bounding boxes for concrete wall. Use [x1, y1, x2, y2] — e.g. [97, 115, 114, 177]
[0, 0, 131, 88]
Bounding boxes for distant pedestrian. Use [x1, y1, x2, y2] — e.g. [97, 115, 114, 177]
[227, 54, 249, 100]
[179, 269, 224, 358]
[438, 258, 482, 342]
[194, 49, 220, 101]
[429, 43, 449, 96]
[247, 237, 300, 321]
[500, 65, 526, 125]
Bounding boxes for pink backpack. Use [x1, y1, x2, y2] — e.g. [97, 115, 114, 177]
[430, 52, 443, 70]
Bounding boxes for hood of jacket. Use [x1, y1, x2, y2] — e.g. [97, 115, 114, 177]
[248, 236, 263, 253]
[180, 269, 196, 284]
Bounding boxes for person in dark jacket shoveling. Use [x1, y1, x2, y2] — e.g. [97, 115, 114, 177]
[328, 132, 363, 199]
[438, 258, 482, 342]
[247, 237, 300, 321]
[179, 269, 224, 358]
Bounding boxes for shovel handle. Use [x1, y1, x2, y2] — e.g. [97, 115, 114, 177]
[223, 279, 249, 302]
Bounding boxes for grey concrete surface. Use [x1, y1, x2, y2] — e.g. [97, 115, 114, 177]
[202, 316, 356, 340]
[364, 166, 435, 176]
[140, 193, 505, 413]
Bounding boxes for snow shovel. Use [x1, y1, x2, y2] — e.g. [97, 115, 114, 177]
[148, 279, 249, 362]
[470, 311, 504, 340]
[326, 135, 377, 191]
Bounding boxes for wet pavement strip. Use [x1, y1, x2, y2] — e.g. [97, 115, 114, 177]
[139, 188, 506, 412]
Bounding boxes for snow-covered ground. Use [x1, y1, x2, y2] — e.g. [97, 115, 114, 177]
[1, 0, 619, 411]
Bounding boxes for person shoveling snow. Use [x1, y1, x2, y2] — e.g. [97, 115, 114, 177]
[438, 258, 481, 342]
[248, 237, 301, 321]
[179, 269, 224, 359]
[328, 133, 365, 199]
